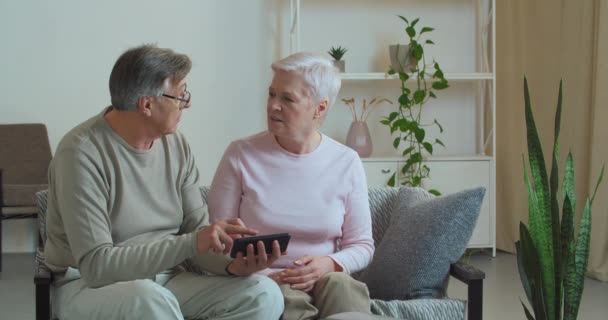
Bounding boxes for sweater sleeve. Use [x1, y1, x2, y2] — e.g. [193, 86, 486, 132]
[178, 138, 232, 275]
[208, 142, 243, 223]
[52, 148, 198, 288]
[328, 157, 375, 274]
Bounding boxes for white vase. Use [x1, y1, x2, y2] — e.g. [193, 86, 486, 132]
[346, 121, 372, 158]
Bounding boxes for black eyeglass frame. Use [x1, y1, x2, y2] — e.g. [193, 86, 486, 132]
[160, 90, 191, 106]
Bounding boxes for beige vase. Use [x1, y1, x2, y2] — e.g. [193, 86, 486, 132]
[389, 44, 416, 72]
[346, 121, 372, 158]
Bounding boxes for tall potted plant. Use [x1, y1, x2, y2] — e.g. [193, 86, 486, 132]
[380, 16, 449, 194]
[517, 77, 604, 320]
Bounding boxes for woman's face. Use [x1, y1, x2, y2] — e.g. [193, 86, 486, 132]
[267, 70, 319, 141]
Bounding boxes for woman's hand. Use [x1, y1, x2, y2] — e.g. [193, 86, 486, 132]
[279, 256, 337, 292]
[226, 239, 282, 276]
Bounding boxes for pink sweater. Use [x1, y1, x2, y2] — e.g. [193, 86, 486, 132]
[209, 131, 374, 274]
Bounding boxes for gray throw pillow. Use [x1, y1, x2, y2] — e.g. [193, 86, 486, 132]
[360, 187, 486, 300]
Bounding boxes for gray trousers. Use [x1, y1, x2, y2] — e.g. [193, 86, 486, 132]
[52, 270, 284, 320]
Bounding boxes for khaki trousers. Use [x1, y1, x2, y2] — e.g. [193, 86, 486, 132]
[280, 272, 371, 320]
[52, 270, 284, 320]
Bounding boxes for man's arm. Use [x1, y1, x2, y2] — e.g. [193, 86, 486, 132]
[52, 148, 199, 288]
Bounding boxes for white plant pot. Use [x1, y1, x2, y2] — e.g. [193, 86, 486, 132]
[332, 60, 345, 72]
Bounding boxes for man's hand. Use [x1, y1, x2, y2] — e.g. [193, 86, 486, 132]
[226, 239, 282, 276]
[196, 218, 257, 255]
[279, 256, 336, 292]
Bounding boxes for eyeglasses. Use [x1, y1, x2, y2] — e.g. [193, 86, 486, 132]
[161, 90, 191, 108]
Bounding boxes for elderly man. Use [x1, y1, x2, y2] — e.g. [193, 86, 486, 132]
[44, 44, 284, 320]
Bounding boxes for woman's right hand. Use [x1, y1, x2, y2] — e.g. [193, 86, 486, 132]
[196, 218, 258, 255]
[268, 271, 286, 285]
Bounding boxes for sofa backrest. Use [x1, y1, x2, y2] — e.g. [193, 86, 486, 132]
[36, 186, 402, 249]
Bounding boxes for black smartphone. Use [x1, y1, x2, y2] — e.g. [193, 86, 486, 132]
[230, 233, 291, 258]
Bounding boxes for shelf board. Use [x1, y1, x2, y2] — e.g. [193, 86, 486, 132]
[362, 155, 493, 162]
[341, 72, 494, 81]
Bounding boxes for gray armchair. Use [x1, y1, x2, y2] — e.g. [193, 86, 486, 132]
[0, 123, 52, 272]
[34, 187, 484, 320]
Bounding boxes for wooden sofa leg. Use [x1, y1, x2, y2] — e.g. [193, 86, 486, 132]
[468, 278, 483, 320]
[36, 283, 50, 320]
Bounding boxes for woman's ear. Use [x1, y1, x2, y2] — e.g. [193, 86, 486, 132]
[315, 100, 328, 119]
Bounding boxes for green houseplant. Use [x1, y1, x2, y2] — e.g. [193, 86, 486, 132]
[328, 46, 347, 72]
[380, 16, 449, 193]
[517, 77, 604, 320]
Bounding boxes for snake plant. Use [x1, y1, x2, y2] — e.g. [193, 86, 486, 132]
[517, 77, 605, 320]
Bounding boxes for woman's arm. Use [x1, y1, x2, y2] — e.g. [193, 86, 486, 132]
[209, 142, 243, 222]
[329, 157, 375, 274]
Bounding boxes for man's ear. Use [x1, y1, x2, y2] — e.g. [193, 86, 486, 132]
[137, 96, 153, 117]
[315, 100, 328, 119]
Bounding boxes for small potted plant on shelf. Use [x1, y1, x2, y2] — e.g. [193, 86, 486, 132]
[328, 46, 348, 72]
[380, 16, 449, 193]
[341, 97, 393, 158]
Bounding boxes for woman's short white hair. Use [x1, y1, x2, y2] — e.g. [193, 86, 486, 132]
[271, 52, 341, 108]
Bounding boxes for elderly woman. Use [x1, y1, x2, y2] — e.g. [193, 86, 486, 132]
[209, 52, 374, 319]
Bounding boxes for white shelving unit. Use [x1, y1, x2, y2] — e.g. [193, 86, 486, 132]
[286, 0, 496, 256]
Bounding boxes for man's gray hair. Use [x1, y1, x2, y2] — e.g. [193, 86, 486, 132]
[109, 44, 192, 111]
[271, 52, 341, 108]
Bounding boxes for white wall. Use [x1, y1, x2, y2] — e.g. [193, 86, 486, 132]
[0, 0, 285, 252]
[1, 0, 482, 253]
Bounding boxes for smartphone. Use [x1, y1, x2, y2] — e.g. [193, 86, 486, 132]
[230, 233, 291, 258]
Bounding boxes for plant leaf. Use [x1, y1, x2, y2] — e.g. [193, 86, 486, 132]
[516, 240, 534, 309]
[406, 26, 416, 38]
[397, 15, 409, 24]
[521, 299, 536, 320]
[413, 90, 426, 104]
[420, 27, 434, 34]
[399, 72, 409, 82]
[387, 173, 396, 187]
[591, 164, 605, 204]
[410, 152, 422, 163]
[411, 18, 420, 27]
[435, 138, 445, 147]
[428, 189, 441, 196]
[549, 80, 563, 320]
[412, 44, 423, 60]
[429, 91, 437, 98]
[393, 137, 401, 149]
[423, 142, 433, 154]
[434, 119, 444, 133]
[432, 80, 449, 90]
[518, 222, 548, 320]
[523, 77, 555, 320]
[564, 198, 593, 320]
[388, 112, 399, 122]
[426, 39, 435, 45]
[402, 146, 415, 157]
[398, 93, 410, 106]
[561, 194, 575, 320]
[414, 128, 425, 143]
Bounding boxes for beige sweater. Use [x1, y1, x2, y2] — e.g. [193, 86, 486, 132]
[44, 110, 231, 288]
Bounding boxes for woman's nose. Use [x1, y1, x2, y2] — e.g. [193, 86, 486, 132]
[268, 99, 280, 111]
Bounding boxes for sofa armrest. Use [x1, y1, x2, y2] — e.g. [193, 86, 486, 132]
[450, 261, 485, 283]
[34, 249, 52, 320]
[450, 261, 484, 320]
